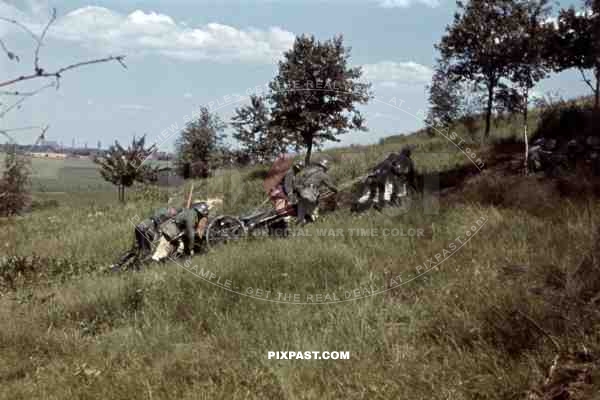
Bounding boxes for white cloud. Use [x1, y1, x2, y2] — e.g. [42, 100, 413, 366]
[45, 6, 295, 63]
[377, 0, 440, 8]
[362, 61, 433, 86]
[183, 93, 193, 98]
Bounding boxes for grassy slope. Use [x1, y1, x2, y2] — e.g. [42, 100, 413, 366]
[1, 116, 600, 399]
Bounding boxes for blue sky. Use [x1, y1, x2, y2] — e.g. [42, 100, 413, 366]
[0, 0, 591, 151]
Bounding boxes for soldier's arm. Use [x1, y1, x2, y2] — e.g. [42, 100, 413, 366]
[184, 211, 196, 253]
[322, 173, 338, 192]
[284, 171, 294, 193]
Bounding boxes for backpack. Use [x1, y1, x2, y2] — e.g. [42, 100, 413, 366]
[160, 219, 181, 241]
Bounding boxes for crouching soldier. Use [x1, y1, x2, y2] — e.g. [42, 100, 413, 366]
[110, 206, 181, 271]
[294, 159, 338, 225]
[151, 201, 210, 262]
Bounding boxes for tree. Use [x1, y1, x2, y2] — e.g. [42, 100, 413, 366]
[231, 95, 286, 163]
[425, 58, 487, 137]
[94, 136, 158, 202]
[269, 35, 371, 164]
[548, 1, 600, 109]
[0, 144, 30, 216]
[176, 107, 226, 179]
[504, 0, 553, 173]
[426, 59, 463, 133]
[437, 0, 530, 141]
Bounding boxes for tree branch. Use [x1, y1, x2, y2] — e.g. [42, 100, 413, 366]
[579, 68, 596, 92]
[0, 38, 20, 62]
[0, 83, 55, 119]
[0, 125, 49, 145]
[34, 8, 57, 74]
[0, 81, 55, 96]
[0, 55, 127, 89]
[0, 16, 41, 45]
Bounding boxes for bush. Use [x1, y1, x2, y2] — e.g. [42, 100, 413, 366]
[0, 146, 31, 216]
[533, 101, 600, 143]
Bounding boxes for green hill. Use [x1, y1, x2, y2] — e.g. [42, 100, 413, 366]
[1, 108, 599, 399]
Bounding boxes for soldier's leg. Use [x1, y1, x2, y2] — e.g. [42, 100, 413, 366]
[297, 198, 308, 224]
[305, 201, 318, 223]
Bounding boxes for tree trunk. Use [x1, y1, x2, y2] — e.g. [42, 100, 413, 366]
[595, 66, 599, 110]
[118, 185, 125, 203]
[484, 83, 494, 144]
[523, 88, 529, 176]
[304, 136, 313, 165]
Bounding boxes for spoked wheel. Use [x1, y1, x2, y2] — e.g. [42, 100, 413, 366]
[385, 182, 418, 216]
[351, 177, 376, 212]
[205, 215, 247, 249]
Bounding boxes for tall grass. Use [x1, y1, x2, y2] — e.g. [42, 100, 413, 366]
[2, 116, 600, 398]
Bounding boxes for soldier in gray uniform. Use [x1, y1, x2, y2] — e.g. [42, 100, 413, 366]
[294, 159, 338, 225]
[283, 160, 304, 205]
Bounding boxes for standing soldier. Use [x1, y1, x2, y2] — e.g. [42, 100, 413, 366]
[110, 206, 181, 271]
[294, 159, 338, 225]
[283, 160, 304, 205]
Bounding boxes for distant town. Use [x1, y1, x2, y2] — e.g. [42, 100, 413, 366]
[0, 140, 174, 161]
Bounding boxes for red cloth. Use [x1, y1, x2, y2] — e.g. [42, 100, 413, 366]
[262, 154, 295, 194]
[269, 185, 296, 216]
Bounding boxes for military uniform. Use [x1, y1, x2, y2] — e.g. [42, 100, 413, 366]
[369, 151, 415, 207]
[294, 165, 337, 224]
[172, 208, 200, 254]
[151, 204, 211, 262]
[284, 168, 299, 204]
[112, 206, 180, 270]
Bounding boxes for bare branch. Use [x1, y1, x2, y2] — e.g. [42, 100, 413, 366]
[34, 8, 57, 74]
[0, 16, 41, 45]
[0, 81, 55, 96]
[579, 68, 596, 92]
[0, 55, 127, 89]
[0, 96, 28, 119]
[0, 83, 55, 118]
[0, 38, 20, 62]
[0, 125, 51, 153]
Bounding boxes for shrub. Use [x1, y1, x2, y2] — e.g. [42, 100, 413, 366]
[0, 146, 31, 217]
[533, 101, 600, 143]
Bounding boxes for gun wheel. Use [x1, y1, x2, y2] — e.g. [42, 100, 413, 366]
[206, 215, 247, 249]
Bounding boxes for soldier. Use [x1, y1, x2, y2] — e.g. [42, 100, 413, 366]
[152, 201, 210, 262]
[110, 206, 181, 271]
[391, 146, 416, 195]
[283, 160, 304, 205]
[294, 159, 338, 225]
[368, 145, 416, 209]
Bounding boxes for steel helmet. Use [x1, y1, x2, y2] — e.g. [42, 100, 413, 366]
[317, 159, 330, 170]
[293, 160, 305, 172]
[191, 201, 209, 216]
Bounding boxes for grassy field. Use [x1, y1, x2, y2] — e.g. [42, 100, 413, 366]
[1, 117, 600, 399]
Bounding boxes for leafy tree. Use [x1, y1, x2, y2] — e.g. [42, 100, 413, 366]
[94, 135, 157, 202]
[176, 107, 226, 178]
[437, 0, 531, 141]
[269, 35, 371, 164]
[548, 0, 600, 108]
[0, 145, 30, 216]
[426, 58, 486, 138]
[426, 59, 463, 133]
[231, 95, 286, 163]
